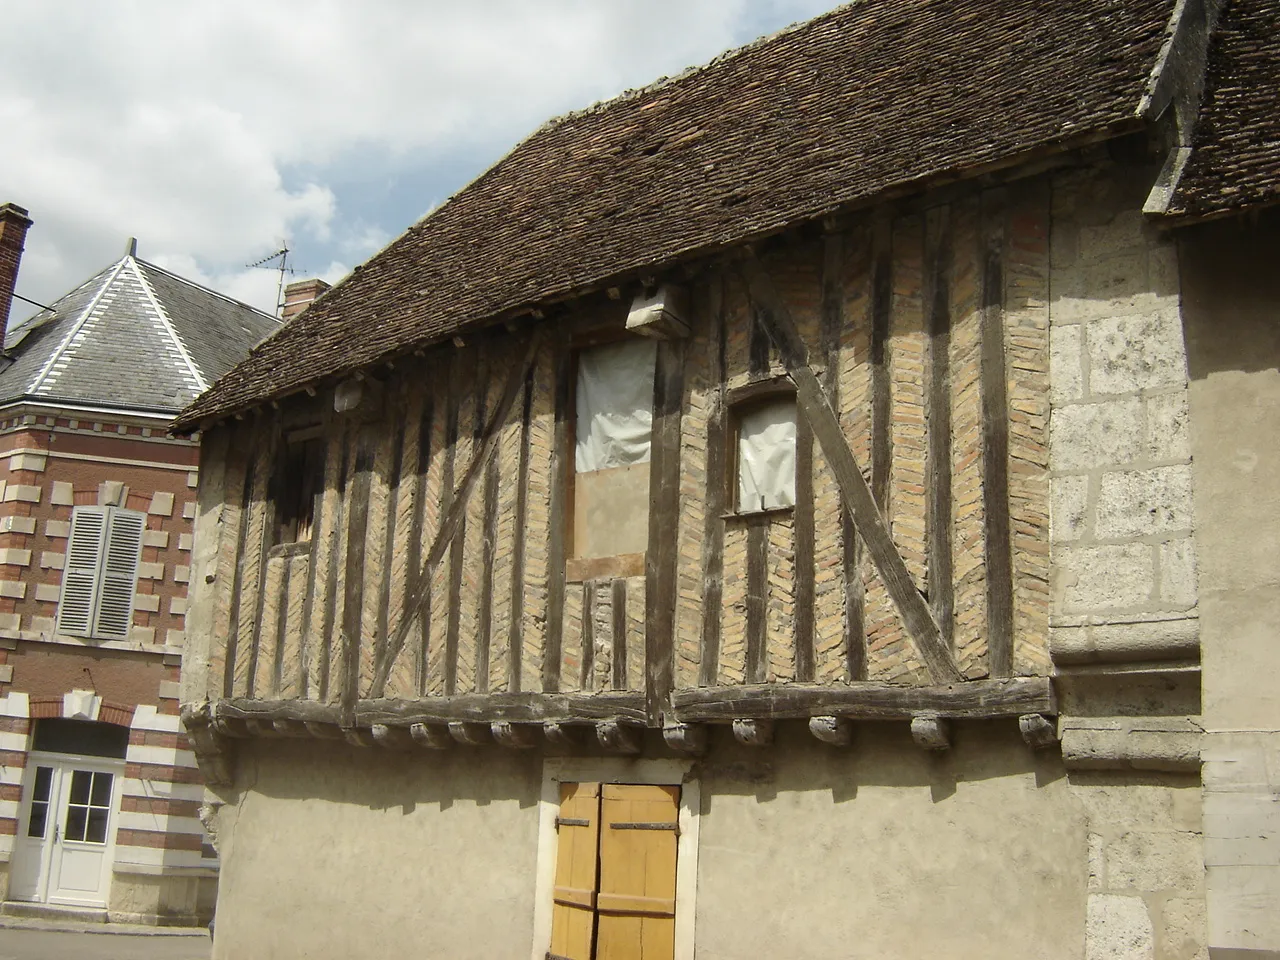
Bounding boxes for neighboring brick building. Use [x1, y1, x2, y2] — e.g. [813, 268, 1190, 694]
[0, 203, 279, 925]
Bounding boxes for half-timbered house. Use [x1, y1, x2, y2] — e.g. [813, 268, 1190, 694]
[176, 0, 1280, 956]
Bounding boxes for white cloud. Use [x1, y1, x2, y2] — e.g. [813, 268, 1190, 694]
[1, 0, 834, 315]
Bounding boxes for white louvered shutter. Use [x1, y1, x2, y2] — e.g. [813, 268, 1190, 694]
[56, 507, 108, 637]
[92, 508, 145, 640]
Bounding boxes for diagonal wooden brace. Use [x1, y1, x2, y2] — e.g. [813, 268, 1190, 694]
[740, 256, 963, 684]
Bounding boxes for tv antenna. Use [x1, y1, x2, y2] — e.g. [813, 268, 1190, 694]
[245, 244, 294, 317]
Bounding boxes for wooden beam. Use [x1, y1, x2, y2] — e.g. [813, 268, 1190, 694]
[296, 408, 335, 698]
[744, 514, 768, 684]
[925, 206, 955, 653]
[980, 191, 1014, 679]
[449, 721, 489, 746]
[270, 557, 293, 696]
[794, 411, 816, 682]
[475, 441, 500, 693]
[596, 721, 642, 754]
[410, 722, 452, 750]
[699, 276, 727, 687]
[581, 581, 596, 690]
[492, 721, 539, 749]
[543, 342, 572, 693]
[222, 434, 259, 699]
[611, 578, 628, 691]
[340, 444, 375, 724]
[372, 410, 408, 688]
[645, 338, 686, 725]
[672, 677, 1053, 721]
[507, 373, 533, 693]
[870, 216, 892, 511]
[368, 331, 542, 697]
[741, 256, 963, 683]
[808, 715, 853, 746]
[661, 723, 708, 755]
[408, 394, 434, 695]
[544, 722, 587, 748]
[245, 416, 282, 698]
[318, 427, 352, 702]
[732, 719, 774, 747]
[445, 353, 473, 696]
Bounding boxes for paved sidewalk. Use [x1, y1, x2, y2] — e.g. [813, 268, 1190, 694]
[0, 922, 210, 960]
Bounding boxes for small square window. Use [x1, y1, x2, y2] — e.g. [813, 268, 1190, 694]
[274, 433, 326, 545]
[734, 396, 797, 513]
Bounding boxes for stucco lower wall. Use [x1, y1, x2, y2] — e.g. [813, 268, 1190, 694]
[210, 724, 1202, 960]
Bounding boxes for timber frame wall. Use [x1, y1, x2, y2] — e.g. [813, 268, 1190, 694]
[184, 175, 1063, 775]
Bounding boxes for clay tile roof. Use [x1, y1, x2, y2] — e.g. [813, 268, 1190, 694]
[177, 0, 1176, 429]
[1166, 0, 1280, 220]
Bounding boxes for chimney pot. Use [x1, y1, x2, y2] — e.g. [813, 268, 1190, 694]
[0, 203, 35, 353]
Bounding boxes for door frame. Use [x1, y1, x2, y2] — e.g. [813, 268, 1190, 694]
[531, 758, 700, 960]
[13, 751, 124, 908]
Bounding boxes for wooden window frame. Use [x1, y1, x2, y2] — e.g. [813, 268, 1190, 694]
[725, 376, 799, 519]
[531, 758, 700, 960]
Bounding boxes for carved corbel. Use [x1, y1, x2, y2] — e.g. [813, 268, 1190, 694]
[304, 721, 345, 740]
[492, 722, 539, 749]
[732, 719, 774, 747]
[342, 727, 378, 748]
[662, 723, 708, 755]
[180, 702, 235, 788]
[544, 722, 587, 748]
[808, 716, 853, 746]
[910, 716, 951, 751]
[596, 721, 642, 754]
[448, 722, 490, 747]
[1019, 714, 1060, 750]
[371, 724, 415, 750]
[272, 719, 310, 738]
[244, 718, 280, 738]
[410, 723, 452, 750]
[212, 717, 251, 739]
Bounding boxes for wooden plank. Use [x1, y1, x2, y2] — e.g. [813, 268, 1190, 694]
[699, 275, 727, 687]
[318, 427, 352, 702]
[744, 515, 768, 684]
[645, 338, 685, 725]
[445, 353, 473, 696]
[508, 373, 533, 693]
[794, 409, 816, 682]
[870, 215, 893, 510]
[611, 578, 627, 690]
[368, 331, 542, 696]
[672, 676, 1053, 721]
[543, 342, 572, 694]
[581, 580, 596, 691]
[925, 206, 955, 650]
[270, 554, 293, 696]
[549, 781, 600, 960]
[742, 256, 963, 683]
[244, 417, 281, 698]
[475, 425, 501, 693]
[408, 394, 434, 694]
[296, 410, 334, 699]
[373, 404, 408, 687]
[340, 443, 374, 723]
[980, 190, 1014, 678]
[221, 429, 259, 698]
[597, 783, 679, 960]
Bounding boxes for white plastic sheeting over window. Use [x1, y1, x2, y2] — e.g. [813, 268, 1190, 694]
[737, 399, 798, 512]
[575, 339, 657, 473]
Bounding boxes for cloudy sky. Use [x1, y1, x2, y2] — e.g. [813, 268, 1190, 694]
[3, 0, 837, 320]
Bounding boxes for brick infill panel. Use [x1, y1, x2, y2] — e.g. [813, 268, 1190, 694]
[115, 829, 202, 851]
[119, 795, 202, 818]
[128, 729, 186, 750]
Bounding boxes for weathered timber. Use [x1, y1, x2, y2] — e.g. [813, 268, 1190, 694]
[661, 723, 708, 755]
[408, 394, 434, 694]
[371, 723, 414, 750]
[869, 216, 893, 510]
[981, 191, 1014, 678]
[808, 715, 853, 746]
[508, 373, 533, 693]
[271, 719, 308, 738]
[492, 721, 539, 749]
[744, 514, 769, 684]
[304, 721, 344, 740]
[581, 581, 596, 690]
[297, 410, 335, 698]
[369, 332, 542, 697]
[910, 716, 952, 751]
[244, 718, 279, 738]
[544, 722, 587, 748]
[699, 275, 727, 686]
[211, 717, 250, 738]
[476, 446, 500, 693]
[732, 719, 774, 747]
[343, 728, 377, 748]
[749, 304, 771, 376]
[270, 554, 293, 696]
[611, 578, 627, 691]
[372, 411, 408, 687]
[1019, 713, 1059, 750]
[318, 427, 352, 702]
[340, 443, 375, 725]
[794, 412, 816, 682]
[410, 722, 452, 749]
[245, 417, 282, 698]
[544, 341, 572, 694]
[596, 721, 642, 754]
[924, 206, 955, 650]
[672, 677, 1053, 721]
[222, 432, 259, 698]
[645, 338, 685, 724]
[449, 721, 490, 746]
[445, 355, 472, 697]
[742, 256, 964, 683]
[179, 703, 234, 788]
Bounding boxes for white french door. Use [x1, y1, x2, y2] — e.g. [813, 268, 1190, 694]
[10, 755, 122, 908]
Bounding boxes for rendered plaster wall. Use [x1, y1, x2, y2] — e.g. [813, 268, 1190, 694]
[1179, 215, 1280, 958]
[109, 871, 217, 926]
[209, 724, 1204, 960]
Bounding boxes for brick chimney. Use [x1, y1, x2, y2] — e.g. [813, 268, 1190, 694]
[0, 203, 33, 351]
[281, 278, 331, 321]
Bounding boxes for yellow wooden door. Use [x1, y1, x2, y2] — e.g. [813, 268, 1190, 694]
[595, 783, 679, 960]
[549, 781, 601, 960]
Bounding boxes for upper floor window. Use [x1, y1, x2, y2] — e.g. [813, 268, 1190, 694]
[274, 430, 326, 546]
[56, 505, 145, 641]
[571, 339, 657, 564]
[733, 395, 797, 514]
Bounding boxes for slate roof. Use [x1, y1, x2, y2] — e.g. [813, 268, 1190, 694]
[177, 0, 1177, 429]
[2, 254, 279, 416]
[1166, 0, 1280, 220]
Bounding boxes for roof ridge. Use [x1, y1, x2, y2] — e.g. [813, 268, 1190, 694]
[133, 257, 281, 323]
[26, 256, 131, 396]
[128, 257, 209, 392]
